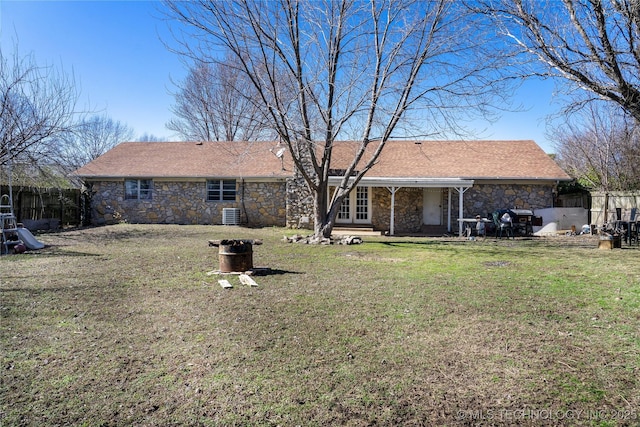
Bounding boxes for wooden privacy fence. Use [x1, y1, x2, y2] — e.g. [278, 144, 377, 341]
[590, 191, 640, 225]
[0, 186, 82, 228]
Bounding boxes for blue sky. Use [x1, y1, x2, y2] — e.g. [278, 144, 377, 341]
[1, 0, 184, 141]
[1, 0, 562, 152]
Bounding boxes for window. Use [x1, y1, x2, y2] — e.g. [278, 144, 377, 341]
[125, 179, 152, 200]
[338, 194, 351, 220]
[207, 179, 236, 201]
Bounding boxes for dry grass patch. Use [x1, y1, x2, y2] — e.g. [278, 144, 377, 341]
[1, 224, 639, 426]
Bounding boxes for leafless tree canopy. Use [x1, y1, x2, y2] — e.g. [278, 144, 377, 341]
[137, 133, 168, 142]
[164, 0, 511, 237]
[553, 103, 640, 191]
[167, 55, 273, 141]
[0, 47, 79, 166]
[476, 0, 640, 122]
[56, 115, 135, 173]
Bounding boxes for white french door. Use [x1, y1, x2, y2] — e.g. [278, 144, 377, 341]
[336, 186, 371, 224]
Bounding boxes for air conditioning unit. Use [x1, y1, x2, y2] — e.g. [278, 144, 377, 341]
[222, 208, 241, 225]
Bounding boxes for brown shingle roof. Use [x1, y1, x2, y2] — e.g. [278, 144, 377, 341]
[74, 140, 570, 181]
[73, 141, 294, 179]
[336, 140, 571, 180]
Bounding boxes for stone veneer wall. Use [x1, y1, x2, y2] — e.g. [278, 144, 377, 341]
[87, 179, 286, 226]
[458, 182, 555, 218]
[88, 178, 555, 230]
[368, 182, 555, 233]
[285, 176, 315, 229]
[371, 187, 426, 233]
[241, 181, 287, 227]
[285, 181, 427, 232]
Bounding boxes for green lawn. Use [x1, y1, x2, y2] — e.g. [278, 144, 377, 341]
[1, 224, 639, 426]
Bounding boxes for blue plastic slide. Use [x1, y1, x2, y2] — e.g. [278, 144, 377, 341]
[16, 228, 45, 250]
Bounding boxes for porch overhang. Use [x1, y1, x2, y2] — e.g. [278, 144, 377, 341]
[328, 177, 474, 188]
[328, 177, 474, 235]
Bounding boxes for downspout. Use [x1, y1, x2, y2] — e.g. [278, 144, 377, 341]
[240, 178, 248, 226]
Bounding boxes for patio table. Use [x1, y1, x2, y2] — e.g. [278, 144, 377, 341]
[457, 218, 491, 237]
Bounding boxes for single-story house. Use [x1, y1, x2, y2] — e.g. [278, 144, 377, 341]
[73, 140, 571, 235]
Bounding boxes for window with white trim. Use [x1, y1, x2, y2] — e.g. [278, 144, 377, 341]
[207, 179, 237, 201]
[124, 179, 152, 200]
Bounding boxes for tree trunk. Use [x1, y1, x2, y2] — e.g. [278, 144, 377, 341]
[316, 215, 336, 239]
[312, 180, 352, 239]
[313, 182, 333, 238]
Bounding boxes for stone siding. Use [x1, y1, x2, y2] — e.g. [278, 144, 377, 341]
[286, 176, 315, 229]
[369, 183, 554, 233]
[87, 178, 555, 232]
[242, 181, 287, 227]
[457, 182, 555, 219]
[371, 187, 426, 234]
[88, 179, 286, 226]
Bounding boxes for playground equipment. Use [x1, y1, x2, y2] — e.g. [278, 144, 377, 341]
[1, 157, 45, 254]
[1, 193, 20, 254]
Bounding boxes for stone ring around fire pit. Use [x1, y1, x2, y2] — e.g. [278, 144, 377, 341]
[208, 239, 263, 274]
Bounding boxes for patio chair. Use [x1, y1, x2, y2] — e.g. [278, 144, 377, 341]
[617, 208, 638, 245]
[492, 211, 513, 239]
[629, 208, 638, 245]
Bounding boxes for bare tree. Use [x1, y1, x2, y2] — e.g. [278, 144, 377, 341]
[137, 133, 168, 142]
[164, 0, 511, 238]
[56, 115, 135, 172]
[0, 47, 80, 166]
[475, 0, 640, 122]
[552, 103, 640, 192]
[167, 54, 272, 141]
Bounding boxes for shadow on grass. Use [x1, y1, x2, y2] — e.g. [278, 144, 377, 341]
[37, 225, 176, 246]
[377, 240, 443, 247]
[17, 247, 103, 258]
[252, 268, 302, 276]
[1, 283, 109, 294]
[373, 239, 480, 251]
[374, 239, 466, 247]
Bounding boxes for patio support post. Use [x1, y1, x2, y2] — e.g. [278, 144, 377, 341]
[447, 187, 452, 232]
[454, 186, 469, 237]
[386, 186, 400, 235]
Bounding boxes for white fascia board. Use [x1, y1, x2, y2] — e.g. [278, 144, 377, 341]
[238, 177, 288, 182]
[327, 176, 474, 188]
[473, 177, 571, 181]
[78, 175, 287, 182]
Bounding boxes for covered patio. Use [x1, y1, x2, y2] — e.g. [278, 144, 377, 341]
[329, 176, 474, 236]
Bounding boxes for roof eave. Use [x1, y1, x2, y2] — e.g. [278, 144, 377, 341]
[328, 177, 475, 187]
[465, 176, 572, 181]
[76, 174, 291, 179]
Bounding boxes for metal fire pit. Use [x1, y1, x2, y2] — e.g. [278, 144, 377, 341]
[208, 239, 262, 273]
